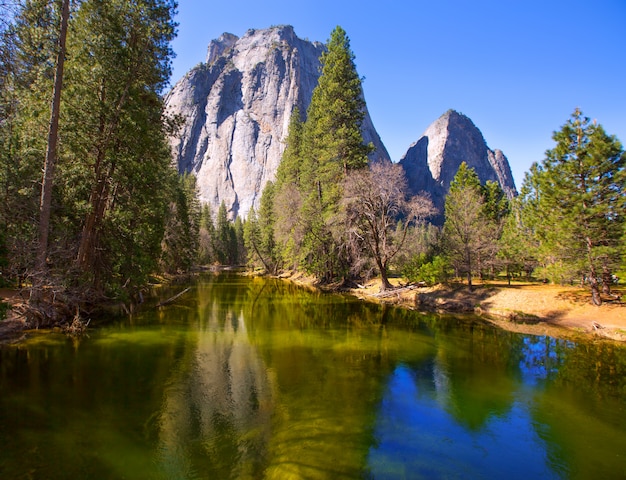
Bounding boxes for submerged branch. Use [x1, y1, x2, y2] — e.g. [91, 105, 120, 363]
[156, 287, 191, 307]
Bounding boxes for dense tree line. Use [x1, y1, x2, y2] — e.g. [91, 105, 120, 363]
[242, 26, 435, 291]
[240, 73, 624, 304]
[0, 0, 188, 323]
[211, 29, 626, 305]
[1, 6, 623, 324]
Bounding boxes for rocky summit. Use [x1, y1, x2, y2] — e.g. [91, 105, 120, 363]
[165, 27, 517, 222]
[399, 110, 517, 221]
[164, 25, 390, 219]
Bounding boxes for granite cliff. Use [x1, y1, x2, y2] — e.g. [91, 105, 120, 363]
[165, 27, 517, 222]
[164, 25, 390, 219]
[399, 110, 517, 220]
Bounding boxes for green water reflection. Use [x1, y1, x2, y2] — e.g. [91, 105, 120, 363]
[0, 273, 625, 479]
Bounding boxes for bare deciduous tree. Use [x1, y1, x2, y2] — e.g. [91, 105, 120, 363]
[343, 162, 435, 291]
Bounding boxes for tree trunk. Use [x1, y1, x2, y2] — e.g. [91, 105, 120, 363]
[30, 0, 70, 306]
[586, 237, 602, 306]
[589, 276, 602, 306]
[378, 261, 392, 292]
[76, 170, 111, 276]
[466, 248, 473, 291]
[601, 265, 612, 295]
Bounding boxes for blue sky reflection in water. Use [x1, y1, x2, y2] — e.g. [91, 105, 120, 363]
[0, 274, 625, 478]
[368, 365, 561, 479]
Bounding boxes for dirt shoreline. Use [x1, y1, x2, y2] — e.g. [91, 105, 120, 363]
[344, 280, 626, 343]
[2, 279, 625, 344]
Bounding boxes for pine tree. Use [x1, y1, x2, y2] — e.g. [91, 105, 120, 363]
[69, 0, 177, 291]
[243, 206, 264, 270]
[31, 0, 70, 305]
[257, 181, 280, 273]
[233, 216, 245, 265]
[275, 107, 304, 189]
[497, 199, 537, 283]
[244, 182, 280, 273]
[215, 201, 231, 265]
[0, 0, 61, 287]
[161, 173, 201, 273]
[297, 26, 372, 281]
[480, 180, 509, 278]
[520, 109, 625, 304]
[0, 0, 180, 317]
[273, 107, 305, 271]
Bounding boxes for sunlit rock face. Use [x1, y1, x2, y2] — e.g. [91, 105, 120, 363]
[165, 25, 390, 219]
[399, 110, 517, 221]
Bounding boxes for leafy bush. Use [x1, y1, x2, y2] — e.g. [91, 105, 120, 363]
[402, 254, 449, 285]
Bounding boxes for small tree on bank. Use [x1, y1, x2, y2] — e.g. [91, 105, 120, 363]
[442, 163, 500, 291]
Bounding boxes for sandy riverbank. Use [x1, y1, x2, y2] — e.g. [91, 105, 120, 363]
[345, 279, 626, 342]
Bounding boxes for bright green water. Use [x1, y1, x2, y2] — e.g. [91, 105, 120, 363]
[1, 273, 625, 479]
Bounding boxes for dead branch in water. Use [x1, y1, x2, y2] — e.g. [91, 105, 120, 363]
[61, 307, 90, 336]
[156, 288, 191, 307]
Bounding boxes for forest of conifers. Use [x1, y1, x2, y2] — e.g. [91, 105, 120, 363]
[0, 1, 624, 326]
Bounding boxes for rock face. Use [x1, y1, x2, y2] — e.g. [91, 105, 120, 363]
[165, 25, 390, 219]
[399, 110, 517, 221]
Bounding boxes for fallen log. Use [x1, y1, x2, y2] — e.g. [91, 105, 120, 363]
[374, 284, 418, 298]
[157, 288, 191, 307]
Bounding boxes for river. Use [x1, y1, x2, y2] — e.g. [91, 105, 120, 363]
[1, 273, 625, 478]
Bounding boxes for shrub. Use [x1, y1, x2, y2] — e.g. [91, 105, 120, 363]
[403, 254, 449, 285]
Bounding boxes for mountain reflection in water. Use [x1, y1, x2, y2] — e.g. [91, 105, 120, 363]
[0, 273, 624, 479]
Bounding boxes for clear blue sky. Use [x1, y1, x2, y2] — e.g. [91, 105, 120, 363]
[170, 0, 626, 187]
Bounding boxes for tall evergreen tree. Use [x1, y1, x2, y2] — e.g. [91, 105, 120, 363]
[520, 109, 625, 304]
[275, 107, 304, 189]
[497, 198, 537, 283]
[256, 181, 280, 273]
[31, 0, 70, 305]
[297, 26, 372, 281]
[0, 0, 187, 320]
[213, 201, 239, 265]
[243, 206, 264, 270]
[232, 215, 245, 265]
[68, 0, 178, 291]
[273, 107, 305, 271]
[161, 173, 201, 273]
[0, 0, 61, 287]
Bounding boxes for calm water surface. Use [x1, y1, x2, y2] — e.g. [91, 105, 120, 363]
[1, 273, 625, 479]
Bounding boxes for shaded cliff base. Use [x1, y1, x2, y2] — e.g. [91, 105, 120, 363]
[344, 279, 626, 343]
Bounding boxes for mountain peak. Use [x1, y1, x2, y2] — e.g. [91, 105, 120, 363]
[166, 26, 389, 219]
[399, 110, 517, 221]
[206, 32, 238, 65]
